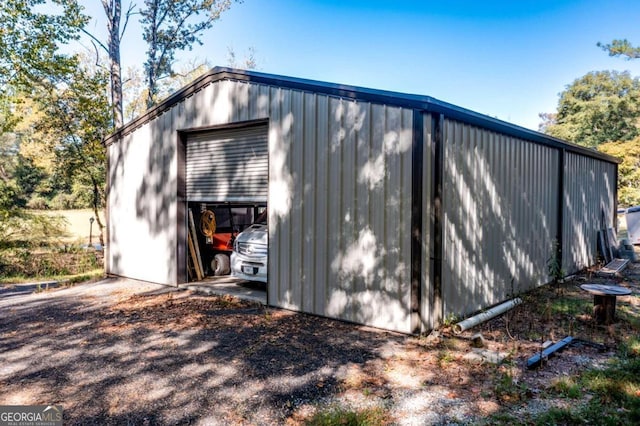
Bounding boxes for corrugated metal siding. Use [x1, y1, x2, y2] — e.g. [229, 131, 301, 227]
[441, 119, 559, 318]
[107, 116, 179, 285]
[267, 88, 415, 333]
[107, 73, 618, 332]
[109, 78, 415, 332]
[186, 125, 268, 202]
[562, 153, 617, 272]
[420, 113, 433, 331]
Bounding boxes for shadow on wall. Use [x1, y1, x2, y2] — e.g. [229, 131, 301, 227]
[134, 122, 178, 282]
[563, 157, 616, 272]
[442, 124, 559, 317]
[269, 97, 414, 332]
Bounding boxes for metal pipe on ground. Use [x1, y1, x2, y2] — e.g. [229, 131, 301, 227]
[452, 298, 522, 334]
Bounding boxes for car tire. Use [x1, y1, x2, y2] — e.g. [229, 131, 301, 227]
[212, 253, 230, 276]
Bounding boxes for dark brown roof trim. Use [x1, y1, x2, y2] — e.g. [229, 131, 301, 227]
[103, 67, 620, 164]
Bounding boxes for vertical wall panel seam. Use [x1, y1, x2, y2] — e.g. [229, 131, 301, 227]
[410, 110, 424, 333]
[300, 91, 306, 309]
[431, 113, 444, 326]
[557, 148, 565, 275]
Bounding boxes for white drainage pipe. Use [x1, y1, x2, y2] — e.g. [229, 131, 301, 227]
[453, 297, 522, 334]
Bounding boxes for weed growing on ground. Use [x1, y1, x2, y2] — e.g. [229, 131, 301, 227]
[493, 367, 529, 404]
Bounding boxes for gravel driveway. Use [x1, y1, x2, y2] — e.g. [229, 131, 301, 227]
[0, 278, 493, 425]
[1, 273, 636, 425]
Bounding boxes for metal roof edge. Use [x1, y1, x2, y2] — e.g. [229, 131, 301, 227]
[103, 67, 621, 164]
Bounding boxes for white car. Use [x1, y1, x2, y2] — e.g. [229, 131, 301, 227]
[230, 219, 268, 283]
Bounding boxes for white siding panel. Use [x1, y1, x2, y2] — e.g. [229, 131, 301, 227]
[107, 116, 178, 285]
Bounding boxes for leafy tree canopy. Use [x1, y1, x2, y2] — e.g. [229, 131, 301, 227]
[140, 0, 238, 107]
[599, 138, 640, 207]
[598, 39, 640, 60]
[542, 70, 640, 147]
[0, 0, 87, 92]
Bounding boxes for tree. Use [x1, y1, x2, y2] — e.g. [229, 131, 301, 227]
[542, 70, 640, 147]
[31, 58, 111, 243]
[599, 139, 640, 207]
[83, 0, 137, 129]
[598, 39, 640, 60]
[0, 0, 87, 99]
[140, 0, 237, 108]
[227, 46, 257, 70]
[122, 59, 212, 121]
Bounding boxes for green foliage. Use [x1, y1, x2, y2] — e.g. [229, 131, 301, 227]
[493, 368, 529, 403]
[0, 0, 88, 103]
[0, 248, 101, 279]
[305, 406, 390, 426]
[549, 376, 582, 399]
[0, 2, 103, 214]
[532, 407, 586, 425]
[29, 57, 111, 212]
[546, 240, 565, 286]
[543, 70, 640, 148]
[0, 211, 68, 249]
[599, 138, 640, 207]
[140, 0, 237, 107]
[598, 38, 640, 60]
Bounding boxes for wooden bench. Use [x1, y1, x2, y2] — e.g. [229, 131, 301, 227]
[580, 284, 632, 325]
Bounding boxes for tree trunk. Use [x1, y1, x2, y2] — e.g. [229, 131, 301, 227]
[102, 0, 123, 129]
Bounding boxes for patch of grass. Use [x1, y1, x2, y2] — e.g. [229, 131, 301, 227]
[549, 297, 591, 317]
[580, 356, 640, 412]
[522, 350, 640, 425]
[0, 268, 104, 285]
[620, 336, 640, 358]
[0, 244, 102, 282]
[305, 406, 391, 426]
[617, 305, 640, 330]
[549, 376, 582, 399]
[533, 406, 585, 425]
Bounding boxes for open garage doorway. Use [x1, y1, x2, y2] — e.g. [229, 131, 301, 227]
[182, 121, 269, 300]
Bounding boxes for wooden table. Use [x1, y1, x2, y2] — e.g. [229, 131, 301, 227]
[580, 284, 632, 325]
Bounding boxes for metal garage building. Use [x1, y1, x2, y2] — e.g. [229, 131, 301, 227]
[104, 67, 619, 334]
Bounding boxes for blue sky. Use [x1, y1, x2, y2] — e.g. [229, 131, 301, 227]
[80, 0, 640, 130]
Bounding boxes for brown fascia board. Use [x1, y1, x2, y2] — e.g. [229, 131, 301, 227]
[102, 67, 621, 165]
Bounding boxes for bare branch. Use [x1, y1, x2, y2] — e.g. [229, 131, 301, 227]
[80, 28, 109, 53]
[120, 2, 137, 42]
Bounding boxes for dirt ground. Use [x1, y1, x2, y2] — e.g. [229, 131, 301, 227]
[1, 262, 639, 425]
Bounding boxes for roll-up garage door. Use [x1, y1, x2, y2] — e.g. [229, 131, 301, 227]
[186, 124, 268, 202]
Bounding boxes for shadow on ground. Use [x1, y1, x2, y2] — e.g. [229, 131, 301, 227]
[0, 279, 406, 425]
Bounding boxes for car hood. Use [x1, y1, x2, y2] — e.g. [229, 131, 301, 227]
[236, 224, 268, 245]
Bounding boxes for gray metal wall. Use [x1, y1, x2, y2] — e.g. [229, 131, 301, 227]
[441, 119, 559, 318]
[107, 72, 617, 332]
[420, 114, 434, 331]
[267, 88, 415, 333]
[562, 152, 617, 272]
[108, 79, 416, 332]
[186, 125, 269, 202]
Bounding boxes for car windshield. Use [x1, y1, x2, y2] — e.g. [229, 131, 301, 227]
[255, 210, 267, 225]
